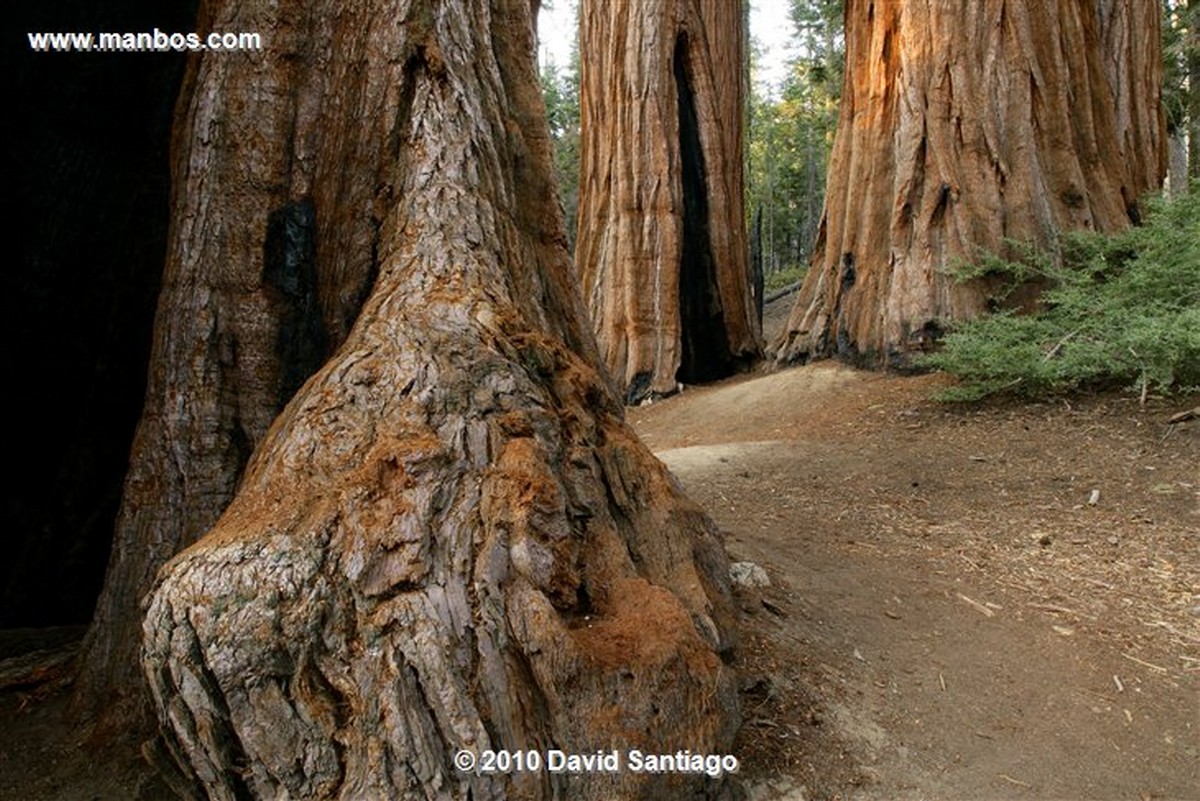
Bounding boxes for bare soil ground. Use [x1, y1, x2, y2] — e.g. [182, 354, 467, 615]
[2, 296, 1197, 800]
[630, 347, 1199, 800]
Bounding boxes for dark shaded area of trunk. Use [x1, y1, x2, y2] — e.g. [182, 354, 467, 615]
[2, 1, 196, 628]
[750, 205, 765, 327]
[263, 198, 330, 407]
[675, 35, 734, 385]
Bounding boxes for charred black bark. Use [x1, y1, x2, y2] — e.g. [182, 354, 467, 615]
[264, 198, 328, 407]
[674, 35, 734, 385]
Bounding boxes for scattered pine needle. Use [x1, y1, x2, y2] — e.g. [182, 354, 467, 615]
[999, 773, 1032, 789]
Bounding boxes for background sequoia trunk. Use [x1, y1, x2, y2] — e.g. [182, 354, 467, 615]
[774, 0, 1166, 366]
[575, 0, 760, 403]
[138, 0, 739, 799]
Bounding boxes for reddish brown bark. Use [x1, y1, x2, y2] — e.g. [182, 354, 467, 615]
[576, 0, 760, 403]
[130, 0, 739, 798]
[775, 0, 1167, 366]
[72, 0, 423, 731]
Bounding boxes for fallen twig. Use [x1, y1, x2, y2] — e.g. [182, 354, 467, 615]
[1122, 652, 1168, 674]
[1042, 329, 1078, 361]
[1166, 407, 1199, 424]
[999, 773, 1032, 789]
[761, 598, 787, 618]
[764, 281, 802, 304]
[996, 578, 1040, 594]
[1079, 576, 1115, 591]
[1028, 602, 1097, 621]
[958, 592, 995, 618]
[1028, 602, 1079, 616]
[958, 553, 982, 571]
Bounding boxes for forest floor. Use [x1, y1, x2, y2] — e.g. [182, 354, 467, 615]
[629, 298, 1200, 801]
[2, 298, 1197, 800]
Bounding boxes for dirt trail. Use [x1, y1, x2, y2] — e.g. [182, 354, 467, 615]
[1, 337, 1195, 801]
[631, 364, 1199, 801]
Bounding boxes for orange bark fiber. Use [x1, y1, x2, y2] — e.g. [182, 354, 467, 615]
[776, 0, 1166, 367]
[576, 0, 760, 403]
[128, 0, 739, 798]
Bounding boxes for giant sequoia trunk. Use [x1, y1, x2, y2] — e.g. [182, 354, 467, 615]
[73, 0, 406, 729]
[575, 0, 760, 403]
[775, 0, 1166, 366]
[131, 0, 739, 798]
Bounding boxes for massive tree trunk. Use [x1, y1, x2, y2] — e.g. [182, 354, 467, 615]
[73, 0, 396, 731]
[135, 0, 739, 798]
[774, 0, 1167, 366]
[575, 0, 760, 404]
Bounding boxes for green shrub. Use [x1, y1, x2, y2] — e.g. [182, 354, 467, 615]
[921, 191, 1200, 401]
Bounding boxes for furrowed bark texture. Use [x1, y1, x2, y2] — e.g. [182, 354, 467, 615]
[140, 1, 739, 799]
[575, 0, 760, 403]
[74, 0, 420, 729]
[775, 0, 1166, 367]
